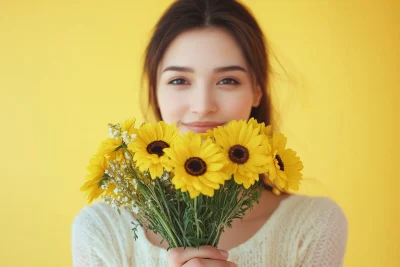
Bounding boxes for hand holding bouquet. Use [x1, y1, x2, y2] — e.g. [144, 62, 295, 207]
[81, 118, 303, 249]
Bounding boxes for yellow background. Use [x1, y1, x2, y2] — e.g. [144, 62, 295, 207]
[0, 0, 398, 266]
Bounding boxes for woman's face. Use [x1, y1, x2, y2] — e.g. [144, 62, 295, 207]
[156, 27, 262, 133]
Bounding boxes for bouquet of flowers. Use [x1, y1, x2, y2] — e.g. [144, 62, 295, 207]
[80, 118, 303, 249]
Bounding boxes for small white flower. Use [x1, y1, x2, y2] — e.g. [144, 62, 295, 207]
[108, 127, 114, 138]
[124, 152, 131, 160]
[132, 206, 139, 213]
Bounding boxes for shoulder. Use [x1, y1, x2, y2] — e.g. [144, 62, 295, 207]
[277, 194, 348, 242]
[283, 194, 347, 225]
[72, 202, 116, 231]
[284, 194, 348, 249]
[283, 195, 349, 266]
[278, 195, 348, 266]
[72, 202, 135, 239]
[71, 202, 137, 266]
[308, 195, 347, 229]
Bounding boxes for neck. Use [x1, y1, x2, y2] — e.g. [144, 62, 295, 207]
[241, 189, 289, 222]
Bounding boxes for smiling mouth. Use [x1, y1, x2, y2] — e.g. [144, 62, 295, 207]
[181, 122, 225, 133]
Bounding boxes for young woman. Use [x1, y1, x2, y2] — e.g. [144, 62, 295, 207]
[72, 0, 348, 266]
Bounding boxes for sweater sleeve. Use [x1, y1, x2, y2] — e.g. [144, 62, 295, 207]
[71, 203, 134, 267]
[297, 197, 348, 267]
[72, 204, 106, 267]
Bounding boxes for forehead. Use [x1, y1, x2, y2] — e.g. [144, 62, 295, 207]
[158, 27, 247, 73]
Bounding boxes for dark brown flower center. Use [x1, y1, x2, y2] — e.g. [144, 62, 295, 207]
[184, 157, 207, 176]
[146, 140, 169, 157]
[228, 145, 249, 164]
[276, 154, 284, 171]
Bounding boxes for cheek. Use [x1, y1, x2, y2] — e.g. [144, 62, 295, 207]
[218, 91, 254, 120]
[157, 89, 187, 123]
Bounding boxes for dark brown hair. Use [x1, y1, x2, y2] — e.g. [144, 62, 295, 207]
[141, 0, 277, 130]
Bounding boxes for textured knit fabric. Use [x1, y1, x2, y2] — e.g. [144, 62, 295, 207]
[71, 194, 348, 267]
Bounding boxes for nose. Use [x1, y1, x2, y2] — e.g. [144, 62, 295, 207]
[189, 83, 218, 116]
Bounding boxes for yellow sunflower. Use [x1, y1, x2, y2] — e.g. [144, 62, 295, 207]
[121, 117, 136, 132]
[96, 137, 124, 160]
[96, 118, 138, 161]
[263, 132, 303, 194]
[248, 117, 272, 138]
[212, 120, 271, 189]
[128, 121, 179, 179]
[199, 129, 214, 141]
[163, 132, 229, 198]
[80, 155, 116, 203]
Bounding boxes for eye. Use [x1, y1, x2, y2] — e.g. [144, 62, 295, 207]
[168, 78, 189, 85]
[218, 77, 239, 85]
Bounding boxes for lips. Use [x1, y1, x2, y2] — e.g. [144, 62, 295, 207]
[181, 121, 225, 133]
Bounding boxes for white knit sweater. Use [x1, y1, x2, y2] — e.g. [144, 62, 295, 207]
[71, 194, 348, 267]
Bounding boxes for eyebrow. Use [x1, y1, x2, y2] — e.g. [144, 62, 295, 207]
[162, 65, 247, 73]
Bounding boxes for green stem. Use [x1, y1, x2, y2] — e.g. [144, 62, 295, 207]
[156, 179, 173, 225]
[194, 197, 200, 239]
[139, 179, 181, 248]
[152, 207, 180, 248]
[155, 178, 184, 246]
[211, 182, 245, 247]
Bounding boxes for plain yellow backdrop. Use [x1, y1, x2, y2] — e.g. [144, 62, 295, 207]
[0, 0, 398, 266]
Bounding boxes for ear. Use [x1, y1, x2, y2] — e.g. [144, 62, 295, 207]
[252, 85, 263, 107]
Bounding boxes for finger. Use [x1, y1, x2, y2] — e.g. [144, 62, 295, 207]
[167, 245, 229, 267]
[183, 258, 237, 267]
